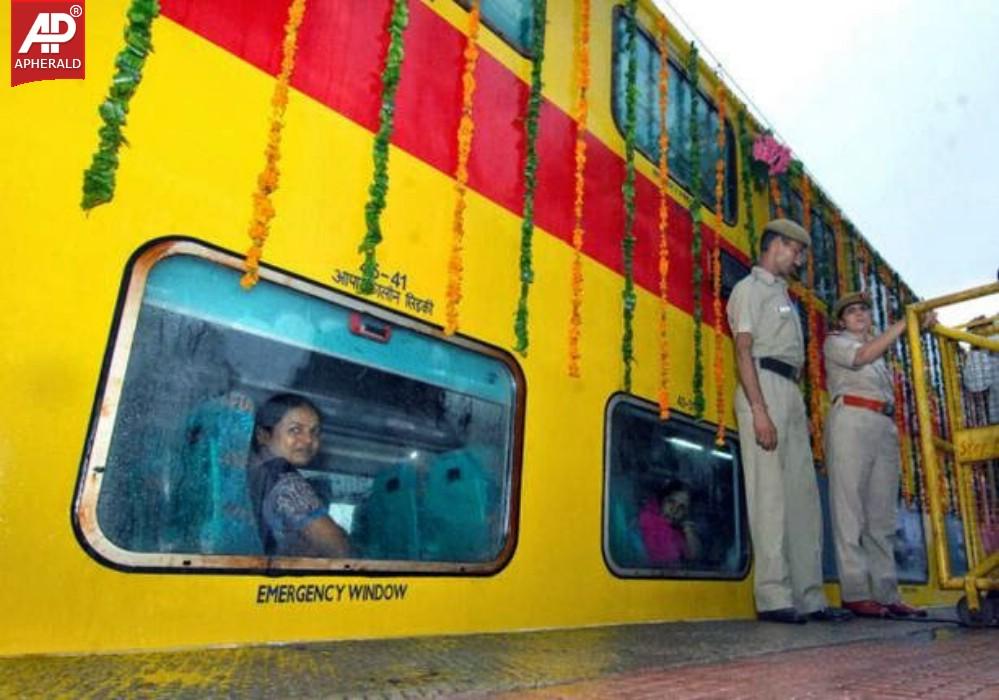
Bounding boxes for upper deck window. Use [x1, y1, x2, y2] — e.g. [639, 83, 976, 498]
[810, 214, 840, 309]
[458, 0, 540, 57]
[604, 395, 750, 579]
[611, 8, 737, 222]
[75, 241, 523, 575]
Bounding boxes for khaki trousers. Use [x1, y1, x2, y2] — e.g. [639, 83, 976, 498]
[735, 371, 827, 613]
[825, 403, 901, 604]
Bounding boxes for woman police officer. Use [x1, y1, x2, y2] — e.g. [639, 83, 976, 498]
[823, 291, 935, 617]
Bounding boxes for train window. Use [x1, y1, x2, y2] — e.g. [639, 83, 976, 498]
[810, 215, 840, 308]
[719, 249, 750, 301]
[456, 0, 540, 57]
[75, 241, 523, 575]
[604, 395, 750, 579]
[611, 8, 737, 223]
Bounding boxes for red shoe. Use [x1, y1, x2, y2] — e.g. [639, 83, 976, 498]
[843, 600, 889, 618]
[885, 601, 927, 617]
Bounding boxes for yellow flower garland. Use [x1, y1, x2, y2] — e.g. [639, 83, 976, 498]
[801, 175, 824, 459]
[567, 0, 591, 376]
[655, 16, 671, 418]
[241, 0, 307, 289]
[444, 0, 482, 335]
[712, 77, 726, 443]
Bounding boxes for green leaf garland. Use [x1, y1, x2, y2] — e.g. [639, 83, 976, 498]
[359, 0, 410, 295]
[686, 42, 705, 418]
[512, 0, 547, 355]
[620, 0, 638, 390]
[81, 0, 160, 211]
[736, 111, 757, 260]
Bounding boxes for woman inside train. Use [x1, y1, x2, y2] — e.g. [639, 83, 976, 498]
[247, 393, 351, 558]
[638, 479, 703, 566]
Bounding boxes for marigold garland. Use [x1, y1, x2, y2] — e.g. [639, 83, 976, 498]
[712, 76, 726, 444]
[893, 368, 914, 505]
[239, 0, 307, 288]
[655, 16, 671, 418]
[81, 0, 161, 211]
[444, 0, 482, 335]
[686, 42, 705, 418]
[567, 0, 591, 376]
[736, 113, 758, 259]
[769, 175, 784, 218]
[832, 209, 848, 297]
[620, 0, 639, 390]
[890, 345, 914, 507]
[847, 226, 860, 291]
[358, 0, 411, 295]
[801, 175, 823, 459]
[512, 0, 548, 355]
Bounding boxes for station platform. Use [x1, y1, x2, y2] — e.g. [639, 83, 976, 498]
[1, 611, 995, 698]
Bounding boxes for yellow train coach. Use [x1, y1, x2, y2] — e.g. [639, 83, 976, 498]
[0, 0, 957, 655]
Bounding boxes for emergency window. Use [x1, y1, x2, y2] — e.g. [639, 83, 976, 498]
[457, 0, 541, 56]
[604, 395, 749, 579]
[611, 8, 737, 223]
[75, 241, 523, 575]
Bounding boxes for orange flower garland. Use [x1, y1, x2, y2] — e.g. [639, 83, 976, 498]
[240, 0, 307, 289]
[444, 0, 482, 335]
[655, 16, 671, 418]
[567, 0, 591, 376]
[712, 77, 726, 443]
[832, 209, 848, 296]
[768, 175, 784, 218]
[801, 175, 824, 459]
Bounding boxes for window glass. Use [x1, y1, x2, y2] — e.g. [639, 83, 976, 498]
[612, 9, 737, 222]
[895, 503, 929, 583]
[720, 249, 750, 302]
[78, 243, 521, 573]
[810, 215, 839, 308]
[605, 396, 749, 578]
[458, 0, 538, 56]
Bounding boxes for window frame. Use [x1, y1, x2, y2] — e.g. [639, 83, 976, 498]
[72, 238, 526, 577]
[610, 6, 738, 225]
[602, 393, 751, 581]
[455, 0, 543, 59]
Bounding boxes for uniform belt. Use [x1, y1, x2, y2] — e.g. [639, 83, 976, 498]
[841, 394, 895, 417]
[758, 357, 800, 382]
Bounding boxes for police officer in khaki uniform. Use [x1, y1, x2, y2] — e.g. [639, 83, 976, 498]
[728, 219, 851, 624]
[824, 291, 934, 618]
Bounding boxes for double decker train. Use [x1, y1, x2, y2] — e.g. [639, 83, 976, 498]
[0, 0, 978, 656]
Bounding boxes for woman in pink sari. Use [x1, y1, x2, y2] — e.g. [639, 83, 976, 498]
[639, 479, 702, 565]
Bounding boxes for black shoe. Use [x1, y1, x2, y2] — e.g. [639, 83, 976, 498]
[757, 607, 807, 624]
[806, 606, 854, 622]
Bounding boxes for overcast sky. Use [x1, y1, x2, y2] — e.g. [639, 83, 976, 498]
[655, 0, 998, 324]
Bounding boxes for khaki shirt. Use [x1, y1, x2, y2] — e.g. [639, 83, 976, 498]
[726, 266, 804, 368]
[823, 331, 894, 403]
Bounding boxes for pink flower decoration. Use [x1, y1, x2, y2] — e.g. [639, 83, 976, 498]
[752, 134, 792, 176]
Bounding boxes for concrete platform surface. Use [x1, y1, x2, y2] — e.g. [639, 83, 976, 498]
[1, 613, 995, 698]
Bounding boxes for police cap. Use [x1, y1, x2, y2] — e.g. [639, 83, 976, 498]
[832, 291, 871, 320]
[763, 218, 811, 248]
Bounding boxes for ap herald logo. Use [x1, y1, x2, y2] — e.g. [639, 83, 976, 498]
[11, 1, 85, 87]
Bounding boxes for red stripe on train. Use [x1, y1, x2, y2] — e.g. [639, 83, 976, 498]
[160, 0, 746, 330]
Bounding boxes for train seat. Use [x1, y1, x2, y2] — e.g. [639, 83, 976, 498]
[352, 463, 420, 560]
[607, 475, 647, 568]
[420, 447, 499, 562]
[169, 392, 263, 555]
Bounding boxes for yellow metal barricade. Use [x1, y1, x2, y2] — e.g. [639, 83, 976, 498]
[907, 281, 999, 626]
